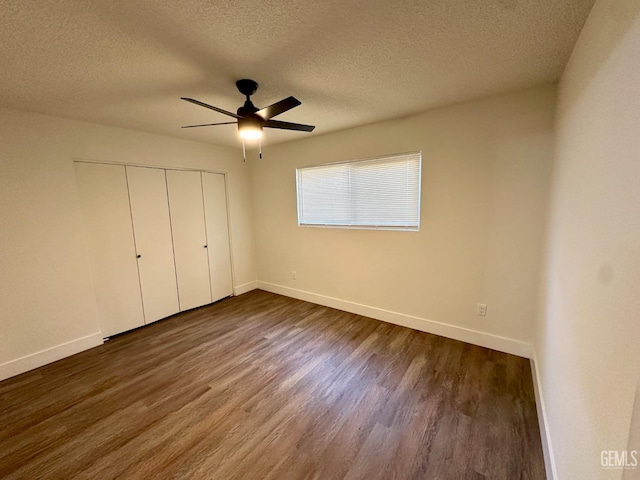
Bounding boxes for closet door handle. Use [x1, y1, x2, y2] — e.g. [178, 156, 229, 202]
[137, 254, 142, 258]
[204, 245, 208, 248]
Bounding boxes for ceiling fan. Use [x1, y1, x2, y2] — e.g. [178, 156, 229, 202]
[181, 79, 315, 142]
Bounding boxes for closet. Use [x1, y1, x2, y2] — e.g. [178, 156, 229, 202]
[75, 162, 233, 338]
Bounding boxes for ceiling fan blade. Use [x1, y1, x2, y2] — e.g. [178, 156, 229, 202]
[264, 119, 315, 132]
[181, 122, 236, 129]
[256, 96, 301, 120]
[181, 97, 242, 119]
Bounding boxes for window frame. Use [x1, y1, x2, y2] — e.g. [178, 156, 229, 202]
[295, 151, 422, 231]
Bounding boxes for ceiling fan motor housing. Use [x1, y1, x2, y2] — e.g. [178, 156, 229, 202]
[237, 101, 259, 117]
[237, 115, 262, 132]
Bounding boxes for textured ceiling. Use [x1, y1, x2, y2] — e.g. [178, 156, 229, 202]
[1, 0, 594, 147]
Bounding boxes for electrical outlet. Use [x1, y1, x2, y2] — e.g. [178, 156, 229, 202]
[292, 271, 297, 280]
[476, 304, 487, 316]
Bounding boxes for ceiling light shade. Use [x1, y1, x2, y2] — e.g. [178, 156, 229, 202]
[239, 125, 263, 140]
[238, 117, 263, 140]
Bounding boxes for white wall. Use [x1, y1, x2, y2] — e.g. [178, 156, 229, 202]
[535, 0, 640, 478]
[250, 85, 555, 355]
[0, 108, 256, 378]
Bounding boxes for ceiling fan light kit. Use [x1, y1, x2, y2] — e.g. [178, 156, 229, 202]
[238, 118, 263, 140]
[181, 79, 315, 160]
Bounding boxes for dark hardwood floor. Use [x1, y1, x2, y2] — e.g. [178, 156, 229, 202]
[0, 290, 545, 479]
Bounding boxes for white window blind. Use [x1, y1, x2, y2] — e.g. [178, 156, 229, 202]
[296, 152, 421, 230]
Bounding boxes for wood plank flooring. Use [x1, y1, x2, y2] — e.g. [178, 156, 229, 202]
[0, 290, 545, 479]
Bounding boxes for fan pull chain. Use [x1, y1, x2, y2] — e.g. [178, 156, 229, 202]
[242, 139, 246, 162]
[259, 138, 262, 159]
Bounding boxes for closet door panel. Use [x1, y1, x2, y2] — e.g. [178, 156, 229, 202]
[75, 163, 145, 337]
[166, 170, 212, 311]
[202, 172, 233, 301]
[126, 166, 180, 322]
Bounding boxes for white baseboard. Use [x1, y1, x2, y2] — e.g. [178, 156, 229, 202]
[233, 280, 258, 296]
[0, 332, 104, 382]
[530, 349, 557, 480]
[257, 281, 532, 358]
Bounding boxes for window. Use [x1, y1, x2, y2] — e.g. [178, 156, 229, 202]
[296, 152, 421, 230]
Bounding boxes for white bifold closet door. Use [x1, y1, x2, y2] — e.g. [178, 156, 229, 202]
[202, 172, 233, 301]
[75, 163, 145, 337]
[166, 170, 212, 311]
[126, 166, 180, 323]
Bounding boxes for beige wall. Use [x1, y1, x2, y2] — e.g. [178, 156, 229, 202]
[0, 107, 256, 373]
[535, 0, 640, 478]
[250, 85, 555, 350]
